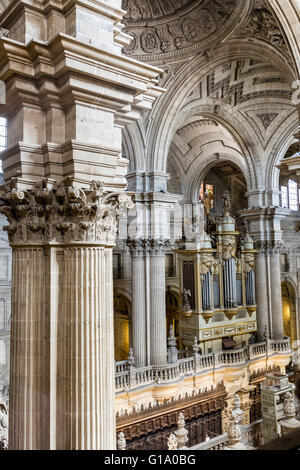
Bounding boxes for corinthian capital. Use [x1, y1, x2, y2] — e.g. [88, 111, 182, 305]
[255, 240, 283, 255]
[126, 238, 146, 257]
[0, 178, 133, 246]
[146, 239, 170, 256]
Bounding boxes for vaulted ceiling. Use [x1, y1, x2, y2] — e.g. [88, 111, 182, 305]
[121, 0, 295, 70]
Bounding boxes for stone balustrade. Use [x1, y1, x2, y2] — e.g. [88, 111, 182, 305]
[249, 342, 267, 358]
[115, 361, 127, 374]
[115, 338, 291, 392]
[271, 338, 291, 352]
[241, 420, 263, 448]
[189, 433, 229, 450]
[187, 421, 263, 450]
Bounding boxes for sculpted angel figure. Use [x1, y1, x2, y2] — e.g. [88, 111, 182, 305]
[182, 288, 191, 311]
[222, 191, 232, 216]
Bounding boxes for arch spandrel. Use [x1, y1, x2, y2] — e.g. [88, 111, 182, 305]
[268, 0, 300, 77]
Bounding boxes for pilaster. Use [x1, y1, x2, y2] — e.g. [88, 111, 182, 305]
[146, 239, 169, 366]
[239, 208, 289, 341]
[127, 238, 147, 368]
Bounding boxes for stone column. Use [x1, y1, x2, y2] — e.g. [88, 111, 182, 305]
[127, 239, 147, 368]
[1, 180, 132, 450]
[147, 240, 169, 366]
[0, 0, 163, 450]
[269, 241, 285, 339]
[255, 244, 270, 341]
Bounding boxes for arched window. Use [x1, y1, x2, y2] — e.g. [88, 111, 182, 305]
[199, 181, 214, 209]
[281, 179, 300, 211]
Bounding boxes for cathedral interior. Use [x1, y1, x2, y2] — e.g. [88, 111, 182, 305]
[0, 0, 300, 451]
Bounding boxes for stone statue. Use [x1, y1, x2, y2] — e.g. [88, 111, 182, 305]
[225, 393, 248, 450]
[192, 337, 199, 357]
[167, 433, 178, 450]
[283, 391, 296, 419]
[167, 325, 178, 364]
[280, 390, 300, 436]
[0, 399, 8, 450]
[227, 413, 242, 446]
[222, 191, 232, 216]
[117, 432, 126, 450]
[182, 288, 191, 310]
[127, 348, 135, 369]
[203, 190, 213, 215]
[263, 325, 270, 341]
[174, 412, 189, 449]
[230, 394, 244, 424]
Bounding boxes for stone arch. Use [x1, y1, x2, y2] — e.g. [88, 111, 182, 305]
[114, 289, 132, 362]
[281, 280, 297, 349]
[145, 41, 296, 175]
[123, 122, 147, 173]
[166, 284, 180, 343]
[265, 116, 299, 191]
[169, 105, 257, 192]
[187, 154, 249, 205]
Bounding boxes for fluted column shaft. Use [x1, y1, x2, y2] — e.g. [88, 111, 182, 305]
[255, 241, 284, 340]
[9, 244, 116, 450]
[128, 240, 147, 368]
[269, 246, 284, 339]
[2, 181, 132, 450]
[255, 250, 269, 340]
[57, 246, 115, 450]
[9, 248, 48, 450]
[148, 241, 168, 366]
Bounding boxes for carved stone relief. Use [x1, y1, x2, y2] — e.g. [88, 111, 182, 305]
[243, 0, 291, 58]
[0, 179, 133, 246]
[122, 0, 240, 63]
[256, 113, 279, 130]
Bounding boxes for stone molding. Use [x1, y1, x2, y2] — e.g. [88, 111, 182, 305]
[0, 178, 133, 246]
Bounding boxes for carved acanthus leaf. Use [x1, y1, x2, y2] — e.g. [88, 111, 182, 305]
[0, 179, 133, 245]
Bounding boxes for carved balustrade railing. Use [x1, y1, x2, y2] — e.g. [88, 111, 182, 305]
[189, 433, 229, 450]
[115, 338, 291, 392]
[241, 419, 263, 448]
[115, 361, 127, 374]
[188, 420, 263, 450]
[178, 350, 190, 360]
[115, 370, 129, 390]
[249, 341, 266, 358]
[215, 347, 248, 366]
[271, 338, 291, 352]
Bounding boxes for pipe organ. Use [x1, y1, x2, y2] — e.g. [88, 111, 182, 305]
[177, 194, 257, 351]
